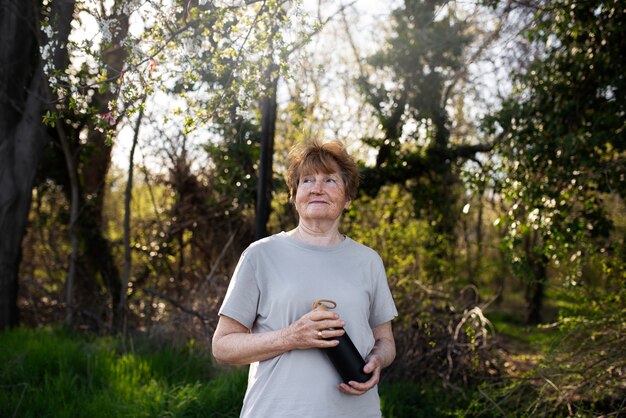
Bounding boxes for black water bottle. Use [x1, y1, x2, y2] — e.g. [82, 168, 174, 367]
[312, 299, 372, 384]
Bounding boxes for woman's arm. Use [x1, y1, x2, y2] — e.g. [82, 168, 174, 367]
[338, 320, 396, 395]
[211, 311, 346, 365]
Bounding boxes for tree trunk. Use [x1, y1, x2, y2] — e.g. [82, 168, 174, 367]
[71, 6, 129, 329]
[526, 263, 547, 325]
[116, 103, 144, 333]
[0, 0, 77, 331]
[0, 1, 47, 331]
[255, 65, 278, 240]
[525, 232, 548, 324]
[56, 122, 80, 326]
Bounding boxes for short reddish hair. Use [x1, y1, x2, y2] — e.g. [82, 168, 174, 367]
[286, 139, 360, 202]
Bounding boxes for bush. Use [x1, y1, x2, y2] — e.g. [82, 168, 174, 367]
[466, 286, 626, 417]
[345, 185, 500, 384]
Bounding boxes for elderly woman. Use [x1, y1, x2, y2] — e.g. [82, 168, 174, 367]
[212, 139, 397, 417]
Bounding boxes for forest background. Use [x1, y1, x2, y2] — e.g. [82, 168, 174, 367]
[0, 0, 624, 416]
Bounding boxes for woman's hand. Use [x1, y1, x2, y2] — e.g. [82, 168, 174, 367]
[337, 321, 396, 396]
[283, 310, 346, 350]
[337, 354, 382, 396]
[212, 311, 347, 366]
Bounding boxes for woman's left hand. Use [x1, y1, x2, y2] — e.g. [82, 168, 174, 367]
[337, 354, 382, 396]
[337, 321, 395, 396]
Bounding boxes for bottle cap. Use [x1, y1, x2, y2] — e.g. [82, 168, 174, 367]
[311, 299, 336, 311]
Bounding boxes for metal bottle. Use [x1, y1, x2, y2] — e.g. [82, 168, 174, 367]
[312, 299, 372, 383]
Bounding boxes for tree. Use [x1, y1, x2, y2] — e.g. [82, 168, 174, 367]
[31, 0, 297, 330]
[256, 67, 279, 240]
[355, 0, 493, 280]
[479, 0, 626, 412]
[37, 0, 132, 329]
[486, 0, 626, 324]
[0, 0, 75, 331]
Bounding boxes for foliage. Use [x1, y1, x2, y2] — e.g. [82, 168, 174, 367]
[30, 0, 313, 331]
[42, 1, 300, 133]
[345, 186, 500, 384]
[466, 283, 625, 417]
[485, 0, 626, 283]
[19, 183, 73, 326]
[356, 0, 494, 282]
[480, 0, 626, 412]
[545, 286, 626, 411]
[204, 131, 260, 214]
[108, 156, 254, 332]
[468, 297, 626, 416]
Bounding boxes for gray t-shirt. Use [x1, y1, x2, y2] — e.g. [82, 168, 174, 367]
[218, 232, 398, 418]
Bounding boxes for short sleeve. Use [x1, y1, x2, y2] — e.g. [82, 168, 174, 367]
[368, 256, 398, 328]
[218, 249, 260, 329]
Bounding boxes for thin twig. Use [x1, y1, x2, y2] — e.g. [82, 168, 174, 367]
[478, 385, 509, 418]
[143, 286, 209, 326]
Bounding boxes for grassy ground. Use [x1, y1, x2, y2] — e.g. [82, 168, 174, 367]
[1, 320, 578, 418]
[0, 327, 245, 418]
[0, 326, 488, 418]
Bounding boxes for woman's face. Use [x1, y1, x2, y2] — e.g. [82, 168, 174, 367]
[294, 168, 351, 224]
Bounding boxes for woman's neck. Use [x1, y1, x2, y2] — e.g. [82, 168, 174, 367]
[290, 222, 344, 246]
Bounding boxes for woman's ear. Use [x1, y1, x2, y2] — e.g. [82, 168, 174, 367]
[344, 199, 352, 210]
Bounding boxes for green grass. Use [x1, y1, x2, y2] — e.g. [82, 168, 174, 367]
[0, 327, 245, 418]
[380, 380, 476, 417]
[486, 310, 560, 352]
[0, 326, 484, 417]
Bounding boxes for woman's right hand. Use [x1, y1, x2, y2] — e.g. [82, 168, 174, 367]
[212, 311, 348, 366]
[283, 310, 346, 350]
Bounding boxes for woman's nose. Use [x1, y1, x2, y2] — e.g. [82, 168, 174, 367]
[311, 179, 323, 192]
